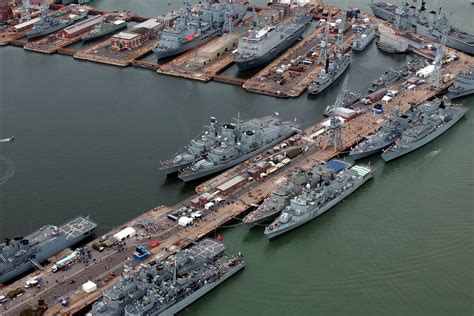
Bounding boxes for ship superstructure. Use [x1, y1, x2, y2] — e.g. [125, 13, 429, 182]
[27, 0, 88, 39]
[93, 239, 244, 316]
[382, 100, 468, 162]
[349, 105, 412, 160]
[160, 116, 222, 174]
[233, 10, 312, 71]
[370, 0, 474, 55]
[153, 0, 247, 60]
[0, 217, 97, 284]
[448, 65, 474, 99]
[81, 17, 127, 42]
[264, 161, 374, 239]
[178, 116, 299, 182]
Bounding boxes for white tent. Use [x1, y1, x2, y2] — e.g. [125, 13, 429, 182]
[382, 95, 393, 103]
[82, 280, 97, 293]
[178, 217, 193, 227]
[113, 227, 136, 241]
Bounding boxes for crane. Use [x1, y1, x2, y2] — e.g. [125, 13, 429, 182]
[429, 12, 450, 89]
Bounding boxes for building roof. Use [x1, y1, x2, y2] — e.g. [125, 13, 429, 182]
[133, 18, 161, 30]
[13, 17, 40, 30]
[113, 227, 136, 240]
[113, 31, 140, 40]
[63, 15, 103, 35]
[217, 175, 246, 191]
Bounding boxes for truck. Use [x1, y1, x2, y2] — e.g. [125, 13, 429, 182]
[362, 88, 388, 105]
[24, 276, 42, 288]
[52, 250, 81, 273]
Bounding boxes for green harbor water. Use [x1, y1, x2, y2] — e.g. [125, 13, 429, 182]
[0, 0, 472, 315]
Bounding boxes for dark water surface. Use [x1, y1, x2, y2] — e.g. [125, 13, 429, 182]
[0, 0, 472, 315]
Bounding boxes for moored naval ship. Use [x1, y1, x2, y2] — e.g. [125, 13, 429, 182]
[153, 0, 247, 60]
[233, 10, 312, 71]
[349, 106, 412, 160]
[0, 216, 96, 284]
[368, 68, 402, 92]
[307, 52, 352, 95]
[351, 24, 375, 51]
[93, 239, 244, 316]
[178, 116, 299, 182]
[81, 18, 127, 42]
[243, 170, 308, 227]
[447, 66, 474, 99]
[27, 7, 88, 39]
[264, 162, 374, 239]
[160, 116, 222, 174]
[382, 100, 469, 162]
[370, 0, 474, 55]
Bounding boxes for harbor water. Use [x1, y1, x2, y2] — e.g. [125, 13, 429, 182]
[0, 0, 472, 314]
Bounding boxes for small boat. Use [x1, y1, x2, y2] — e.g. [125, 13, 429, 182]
[0, 136, 15, 143]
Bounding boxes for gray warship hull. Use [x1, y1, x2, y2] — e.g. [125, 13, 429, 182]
[0, 217, 96, 284]
[243, 207, 281, 228]
[159, 159, 199, 175]
[447, 88, 474, 99]
[382, 108, 468, 162]
[264, 171, 374, 239]
[178, 130, 296, 182]
[154, 29, 220, 60]
[349, 138, 396, 160]
[307, 57, 351, 95]
[81, 22, 127, 42]
[234, 23, 307, 71]
[154, 262, 245, 316]
[27, 13, 87, 39]
[178, 131, 296, 182]
[370, 3, 474, 55]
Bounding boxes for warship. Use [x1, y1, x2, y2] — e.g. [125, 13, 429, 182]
[368, 68, 402, 92]
[382, 100, 468, 162]
[264, 161, 374, 239]
[447, 66, 474, 99]
[323, 90, 361, 116]
[243, 170, 309, 227]
[233, 10, 312, 71]
[307, 52, 352, 95]
[178, 116, 299, 182]
[0, 217, 96, 284]
[351, 25, 375, 51]
[153, 0, 247, 60]
[160, 116, 222, 174]
[81, 18, 127, 42]
[93, 239, 244, 316]
[349, 105, 412, 160]
[27, 7, 88, 39]
[370, 0, 474, 55]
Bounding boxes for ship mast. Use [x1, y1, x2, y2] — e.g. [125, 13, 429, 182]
[22, 0, 31, 22]
[318, 8, 332, 67]
[336, 8, 346, 54]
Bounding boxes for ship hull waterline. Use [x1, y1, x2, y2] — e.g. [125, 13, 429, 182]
[382, 109, 468, 162]
[265, 173, 374, 239]
[178, 131, 296, 182]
